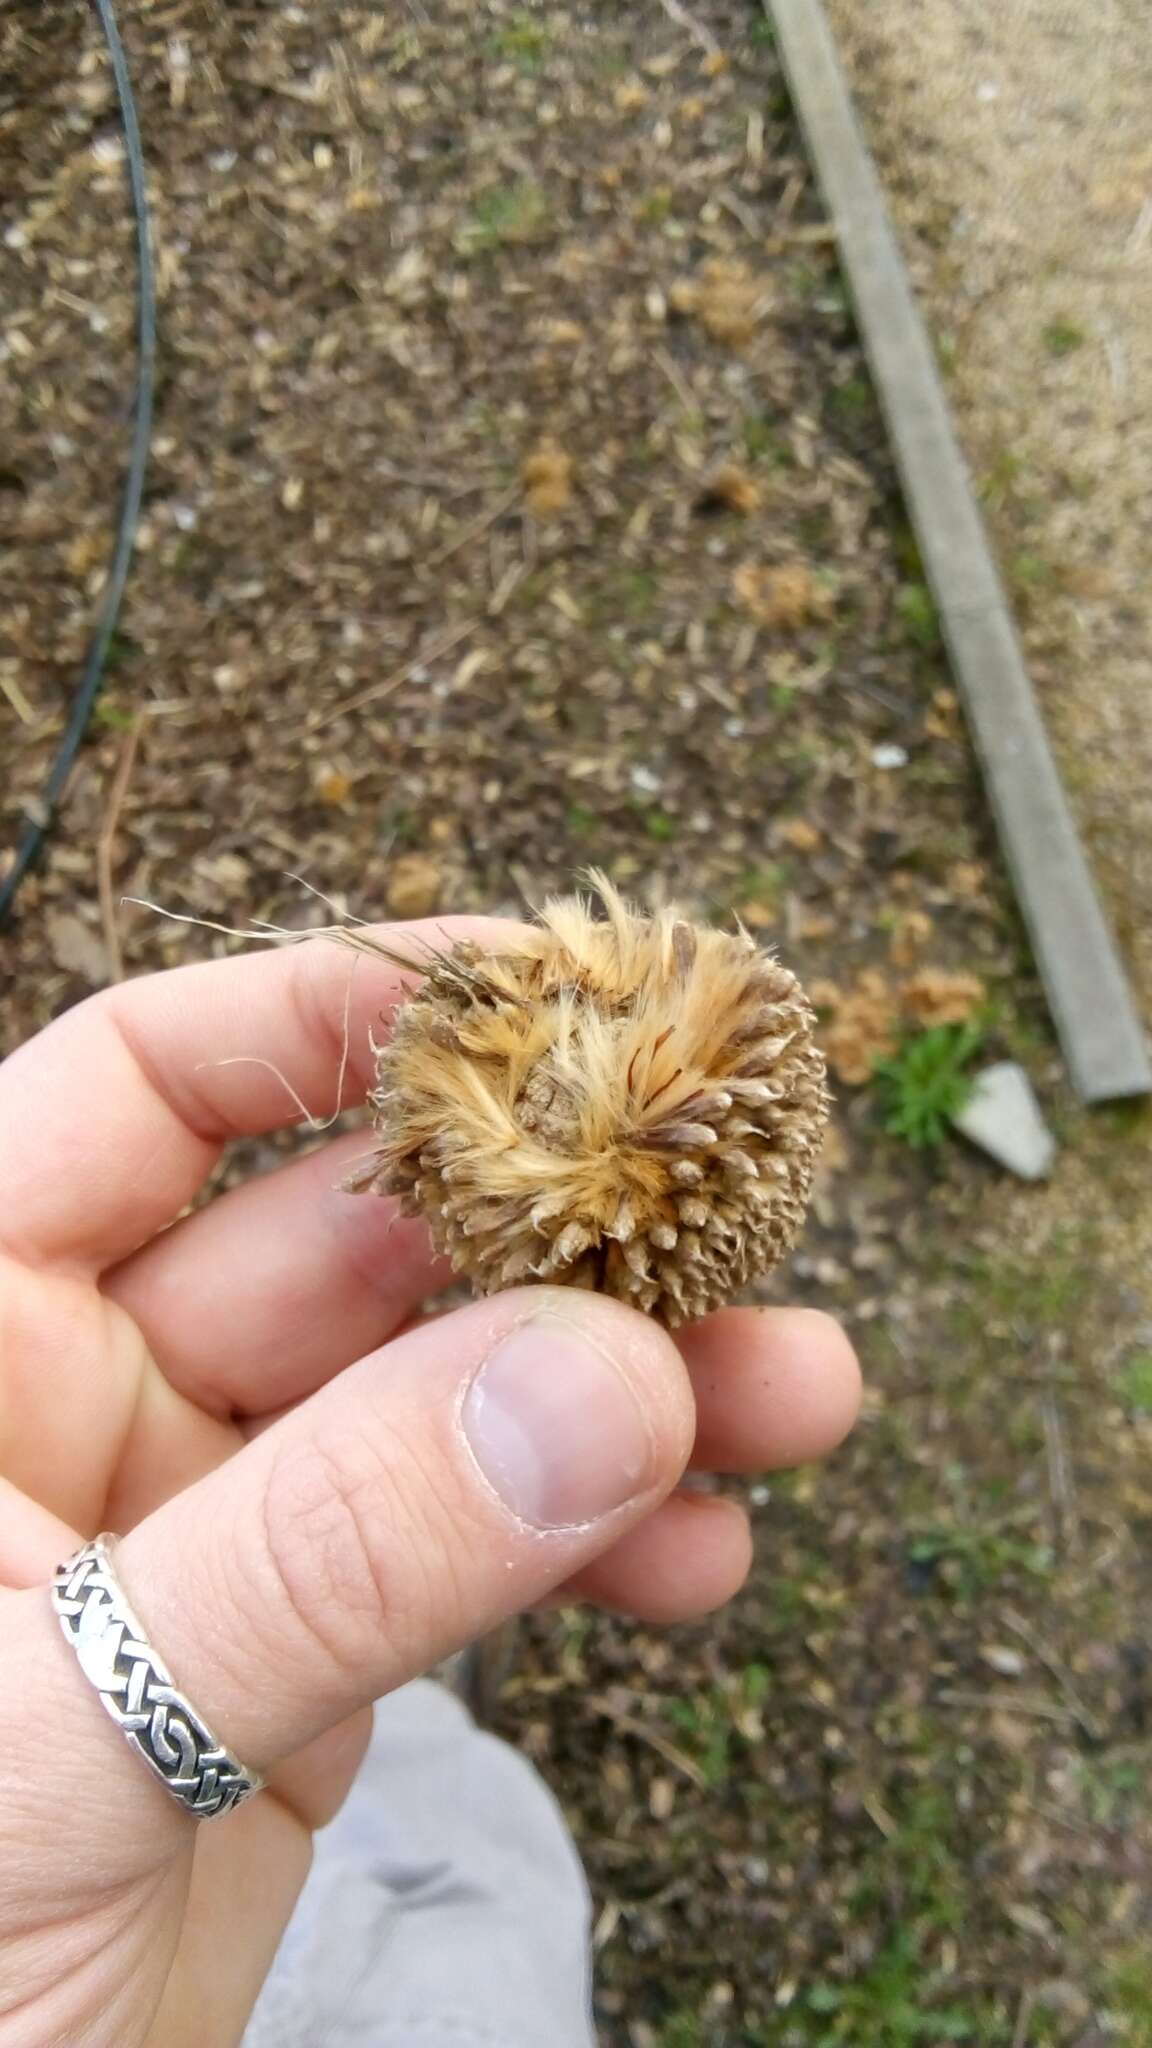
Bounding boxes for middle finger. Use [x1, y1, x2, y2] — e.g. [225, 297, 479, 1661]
[106, 1128, 450, 1417]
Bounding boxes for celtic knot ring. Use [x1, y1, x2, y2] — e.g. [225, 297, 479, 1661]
[52, 1534, 264, 1820]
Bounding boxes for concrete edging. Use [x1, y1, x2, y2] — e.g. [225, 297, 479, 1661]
[767, 0, 1151, 1103]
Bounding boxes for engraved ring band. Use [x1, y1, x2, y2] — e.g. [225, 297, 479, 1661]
[52, 1534, 263, 1820]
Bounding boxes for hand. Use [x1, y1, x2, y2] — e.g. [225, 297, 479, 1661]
[0, 922, 860, 2048]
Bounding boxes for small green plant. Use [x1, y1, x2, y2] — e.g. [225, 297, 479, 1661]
[653, 2015, 704, 2048]
[894, 580, 940, 648]
[873, 1020, 985, 1148]
[905, 1517, 1053, 1598]
[92, 697, 138, 733]
[800, 1931, 994, 2043]
[1104, 1950, 1152, 2048]
[981, 447, 1024, 509]
[732, 861, 789, 906]
[664, 1669, 768, 1787]
[1011, 549, 1054, 592]
[742, 412, 790, 465]
[1118, 1350, 1152, 1412]
[487, 12, 550, 67]
[666, 1691, 732, 1786]
[828, 374, 872, 422]
[1042, 317, 1086, 357]
[639, 805, 677, 842]
[637, 188, 674, 227]
[458, 181, 550, 254]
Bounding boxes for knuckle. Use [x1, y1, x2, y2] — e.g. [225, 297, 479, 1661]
[253, 1423, 463, 1682]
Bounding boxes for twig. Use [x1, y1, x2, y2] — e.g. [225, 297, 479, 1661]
[654, 345, 698, 416]
[656, 0, 722, 58]
[375, 459, 493, 497]
[936, 1689, 1077, 1725]
[1002, 1610, 1102, 1741]
[1040, 1391, 1080, 1554]
[1011, 1987, 1035, 2048]
[696, 673, 739, 712]
[585, 1694, 707, 1789]
[305, 619, 478, 733]
[1125, 194, 1152, 258]
[0, 667, 36, 724]
[97, 713, 146, 982]
[717, 187, 762, 238]
[425, 484, 520, 568]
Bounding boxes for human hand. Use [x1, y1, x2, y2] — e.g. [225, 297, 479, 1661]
[0, 922, 859, 2048]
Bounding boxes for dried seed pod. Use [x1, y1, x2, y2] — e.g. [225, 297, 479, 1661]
[348, 876, 830, 1327]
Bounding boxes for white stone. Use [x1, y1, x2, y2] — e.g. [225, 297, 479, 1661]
[951, 1061, 1057, 1180]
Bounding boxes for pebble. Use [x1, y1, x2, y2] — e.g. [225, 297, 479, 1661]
[951, 1061, 1057, 1180]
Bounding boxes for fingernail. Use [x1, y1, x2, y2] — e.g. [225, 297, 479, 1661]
[462, 1313, 659, 1530]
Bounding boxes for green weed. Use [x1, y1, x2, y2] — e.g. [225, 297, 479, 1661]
[732, 861, 789, 906]
[664, 1668, 770, 1787]
[905, 1517, 1053, 1598]
[894, 581, 940, 648]
[1042, 318, 1086, 358]
[742, 412, 791, 465]
[636, 804, 677, 842]
[92, 698, 137, 732]
[799, 1931, 1000, 2043]
[1104, 1951, 1152, 2047]
[873, 1021, 986, 1148]
[828, 374, 873, 422]
[458, 182, 550, 254]
[487, 13, 550, 68]
[1118, 1350, 1152, 1412]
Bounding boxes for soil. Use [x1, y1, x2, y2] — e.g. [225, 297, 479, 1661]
[1, 4, 1149, 2044]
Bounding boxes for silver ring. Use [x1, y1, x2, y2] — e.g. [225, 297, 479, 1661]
[52, 1534, 264, 1820]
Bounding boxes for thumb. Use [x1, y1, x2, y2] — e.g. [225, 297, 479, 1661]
[112, 1287, 695, 1773]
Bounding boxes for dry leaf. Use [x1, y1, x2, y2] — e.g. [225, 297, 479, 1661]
[670, 259, 772, 348]
[695, 463, 761, 516]
[313, 764, 351, 806]
[613, 77, 649, 112]
[815, 970, 900, 1086]
[739, 899, 777, 929]
[775, 817, 822, 853]
[888, 909, 933, 968]
[733, 561, 818, 630]
[946, 861, 987, 900]
[900, 968, 986, 1027]
[522, 438, 574, 516]
[386, 853, 442, 919]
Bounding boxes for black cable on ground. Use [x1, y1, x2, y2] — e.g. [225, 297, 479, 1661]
[0, 0, 156, 924]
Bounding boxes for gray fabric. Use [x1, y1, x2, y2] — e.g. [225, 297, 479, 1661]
[242, 1680, 597, 2048]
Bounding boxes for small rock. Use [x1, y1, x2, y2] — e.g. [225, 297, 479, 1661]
[980, 1644, 1027, 1677]
[951, 1061, 1057, 1180]
[386, 853, 442, 920]
[46, 911, 110, 985]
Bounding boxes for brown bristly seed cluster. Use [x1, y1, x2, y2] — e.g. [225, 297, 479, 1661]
[348, 877, 830, 1327]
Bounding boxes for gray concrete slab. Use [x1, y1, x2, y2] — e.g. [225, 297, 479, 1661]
[767, 0, 1151, 1103]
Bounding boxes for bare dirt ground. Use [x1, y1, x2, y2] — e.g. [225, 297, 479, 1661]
[1, 4, 1150, 2043]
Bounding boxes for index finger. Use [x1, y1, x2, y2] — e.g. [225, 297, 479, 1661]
[0, 918, 511, 1272]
